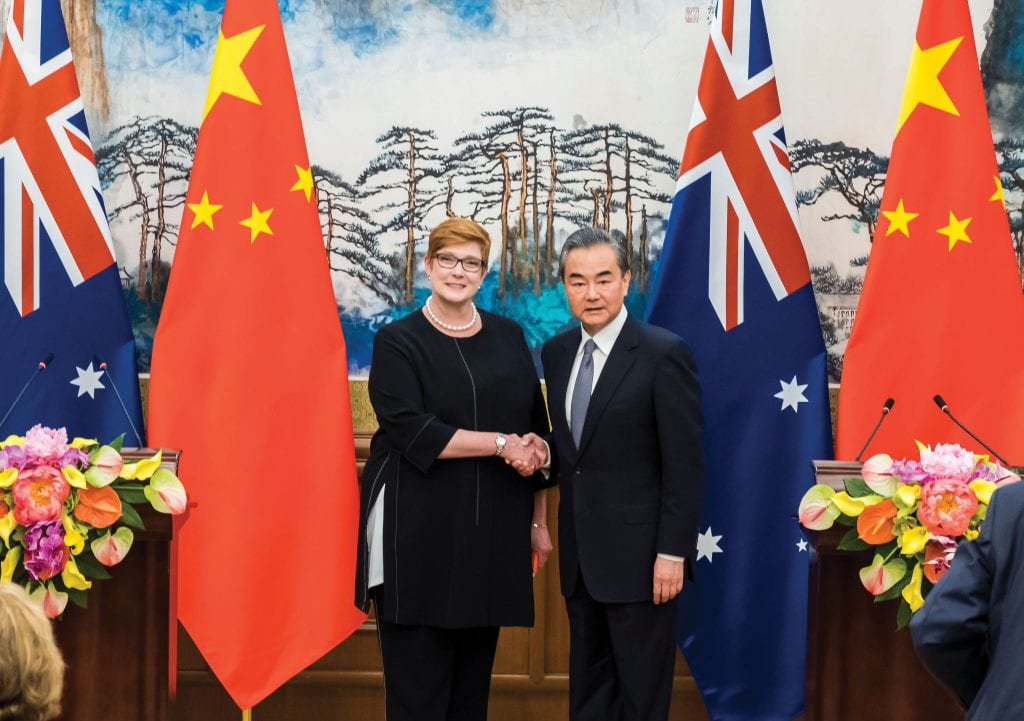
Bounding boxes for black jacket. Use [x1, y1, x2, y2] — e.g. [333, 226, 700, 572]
[541, 314, 704, 603]
[354, 310, 551, 627]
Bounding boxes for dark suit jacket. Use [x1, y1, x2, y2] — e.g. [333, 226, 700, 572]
[541, 314, 704, 603]
[910, 481, 1024, 720]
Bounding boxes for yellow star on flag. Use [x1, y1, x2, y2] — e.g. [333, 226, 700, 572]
[290, 165, 314, 202]
[239, 202, 274, 243]
[882, 198, 919, 238]
[896, 36, 963, 133]
[187, 191, 223, 230]
[990, 174, 1005, 207]
[203, 24, 266, 121]
[937, 211, 972, 251]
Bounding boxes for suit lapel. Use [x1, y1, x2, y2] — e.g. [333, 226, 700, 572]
[576, 317, 639, 456]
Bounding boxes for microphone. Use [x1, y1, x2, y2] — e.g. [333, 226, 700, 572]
[932, 394, 1010, 467]
[94, 355, 145, 448]
[0, 354, 54, 431]
[855, 397, 895, 462]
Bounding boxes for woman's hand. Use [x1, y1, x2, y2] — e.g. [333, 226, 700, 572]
[531, 524, 553, 571]
[502, 434, 547, 476]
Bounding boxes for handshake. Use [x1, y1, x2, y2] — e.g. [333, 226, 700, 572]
[501, 432, 549, 477]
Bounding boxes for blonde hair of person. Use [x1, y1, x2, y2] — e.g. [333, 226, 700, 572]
[0, 583, 64, 721]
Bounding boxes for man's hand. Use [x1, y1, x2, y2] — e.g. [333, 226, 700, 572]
[652, 557, 684, 605]
[505, 433, 549, 477]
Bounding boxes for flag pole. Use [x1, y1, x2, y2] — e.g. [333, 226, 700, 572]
[242, 709, 251, 721]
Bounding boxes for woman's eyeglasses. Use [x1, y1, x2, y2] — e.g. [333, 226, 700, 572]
[433, 253, 484, 273]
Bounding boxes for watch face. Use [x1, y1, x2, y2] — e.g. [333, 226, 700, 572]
[496, 435, 507, 453]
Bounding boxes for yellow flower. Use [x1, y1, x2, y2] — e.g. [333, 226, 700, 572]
[832, 491, 882, 517]
[70, 437, 98, 450]
[0, 547, 20, 583]
[0, 511, 15, 546]
[969, 480, 997, 505]
[62, 466, 87, 490]
[0, 435, 24, 448]
[62, 515, 86, 555]
[902, 562, 925, 612]
[894, 484, 920, 509]
[61, 555, 92, 591]
[964, 528, 979, 540]
[0, 468, 17, 489]
[120, 450, 163, 481]
[900, 525, 930, 556]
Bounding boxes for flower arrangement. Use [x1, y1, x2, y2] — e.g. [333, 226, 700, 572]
[799, 442, 1019, 628]
[0, 425, 187, 618]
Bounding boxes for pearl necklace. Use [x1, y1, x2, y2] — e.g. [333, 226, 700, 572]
[425, 296, 478, 332]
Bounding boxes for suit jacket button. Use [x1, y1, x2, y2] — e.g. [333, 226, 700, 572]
[574, 468, 581, 475]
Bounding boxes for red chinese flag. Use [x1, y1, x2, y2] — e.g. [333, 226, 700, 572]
[836, 0, 1024, 462]
[147, 0, 366, 708]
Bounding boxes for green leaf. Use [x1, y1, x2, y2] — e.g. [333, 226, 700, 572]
[878, 540, 899, 557]
[118, 504, 146, 530]
[73, 552, 112, 580]
[108, 433, 126, 452]
[836, 529, 870, 551]
[67, 587, 88, 609]
[896, 600, 914, 630]
[874, 572, 911, 602]
[844, 477, 875, 498]
[111, 484, 148, 504]
[835, 514, 856, 527]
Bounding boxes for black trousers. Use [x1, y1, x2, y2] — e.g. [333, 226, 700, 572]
[565, 576, 678, 721]
[375, 610, 500, 721]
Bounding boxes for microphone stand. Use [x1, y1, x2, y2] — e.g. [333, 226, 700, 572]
[0, 355, 53, 431]
[95, 356, 145, 447]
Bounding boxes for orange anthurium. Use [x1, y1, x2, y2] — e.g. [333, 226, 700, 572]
[857, 499, 898, 544]
[73, 486, 122, 529]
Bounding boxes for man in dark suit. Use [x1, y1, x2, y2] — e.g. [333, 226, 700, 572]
[535, 227, 704, 721]
[910, 480, 1024, 720]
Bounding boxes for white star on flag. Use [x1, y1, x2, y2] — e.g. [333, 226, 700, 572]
[70, 362, 105, 399]
[796, 539, 809, 552]
[696, 527, 723, 563]
[774, 375, 808, 413]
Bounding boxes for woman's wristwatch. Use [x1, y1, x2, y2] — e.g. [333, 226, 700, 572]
[494, 433, 507, 456]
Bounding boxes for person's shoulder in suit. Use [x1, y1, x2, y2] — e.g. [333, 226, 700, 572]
[992, 478, 1024, 512]
[630, 316, 697, 363]
[541, 326, 578, 361]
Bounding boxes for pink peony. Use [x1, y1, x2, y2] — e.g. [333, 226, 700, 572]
[919, 443, 976, 482]
[12, 465, 70, 524]
[917, 477, 979, 537]
[23, 425, 69, 465]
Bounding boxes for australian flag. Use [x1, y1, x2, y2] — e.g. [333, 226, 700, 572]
[646, 1, 832, 719]
[0, 0, 143, 444]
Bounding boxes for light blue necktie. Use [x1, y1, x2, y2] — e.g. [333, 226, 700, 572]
[570, 339, 597, 447]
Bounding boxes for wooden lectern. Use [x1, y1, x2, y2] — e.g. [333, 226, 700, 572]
[805, 460, 961, 721]
[52, 449, 178, 721]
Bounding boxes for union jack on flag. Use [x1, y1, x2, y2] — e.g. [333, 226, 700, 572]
[646, 1, 831, 720]
[0, 0, 114, 317]
[676, 0, 809, 331]
[0, 0, 143, 444]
